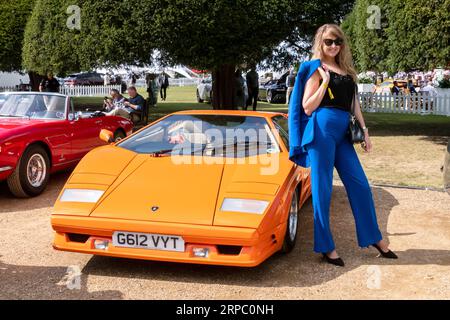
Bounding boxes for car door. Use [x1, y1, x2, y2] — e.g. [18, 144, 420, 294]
[68, 98, 105, 160]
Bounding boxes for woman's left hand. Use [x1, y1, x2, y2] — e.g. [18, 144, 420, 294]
[362, 132, 372, 153]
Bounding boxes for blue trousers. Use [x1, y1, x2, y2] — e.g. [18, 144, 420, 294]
[306, 107, 382, 253]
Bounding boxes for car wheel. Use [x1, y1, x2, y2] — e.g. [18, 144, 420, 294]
[281, 188, 299, 253]
[266, 90, 273, 104]
[114, 130, 126, 142]
[7, 145, 50, 198]
[197, 90, 204, 103]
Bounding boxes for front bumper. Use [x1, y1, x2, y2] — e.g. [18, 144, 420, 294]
[51, 215, 283, 267]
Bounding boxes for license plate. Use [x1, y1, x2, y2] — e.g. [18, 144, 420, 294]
[112, 231, 185, 252]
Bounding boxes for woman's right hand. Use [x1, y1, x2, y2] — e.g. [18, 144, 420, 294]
[317, 66, 330, 85]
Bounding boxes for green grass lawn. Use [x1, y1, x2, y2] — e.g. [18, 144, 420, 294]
[74, 86, 450, 188]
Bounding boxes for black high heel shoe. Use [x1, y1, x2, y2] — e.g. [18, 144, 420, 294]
[322, 253, 345, 267]
[371, 243, 398, 259]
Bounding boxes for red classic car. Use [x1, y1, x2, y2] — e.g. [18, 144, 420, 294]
[0, 92, 133, 197]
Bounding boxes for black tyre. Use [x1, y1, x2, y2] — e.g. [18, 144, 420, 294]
[114, 129, 126, 142]
[197, 90, 204, 103]
[7, 145, 50, 198]
[281, 188, 300, 253]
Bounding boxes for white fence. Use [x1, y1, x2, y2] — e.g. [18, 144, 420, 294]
[169, 78, 199, 87]
[0, 86, 27, 92]
[60, 85, 122, 97]
[360, 93, 450, 116]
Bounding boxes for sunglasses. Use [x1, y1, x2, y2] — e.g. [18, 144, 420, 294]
[323, 38, 343, 46]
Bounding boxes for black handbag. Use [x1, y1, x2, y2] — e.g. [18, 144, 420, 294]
[348, 84, 365, 144]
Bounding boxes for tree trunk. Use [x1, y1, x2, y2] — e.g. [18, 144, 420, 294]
[28, 71, 43, 92]
[212, 64, 236, 110]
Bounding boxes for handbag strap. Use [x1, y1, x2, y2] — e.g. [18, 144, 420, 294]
[351, 83, 358, 116]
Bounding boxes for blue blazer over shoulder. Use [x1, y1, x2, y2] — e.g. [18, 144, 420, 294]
[288, 59, 321, 168]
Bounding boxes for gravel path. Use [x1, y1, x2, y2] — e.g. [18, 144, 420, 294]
[1, 172, 449, 300]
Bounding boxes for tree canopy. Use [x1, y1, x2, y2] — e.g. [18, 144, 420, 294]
[140, 0, 353, 108]
[342, 0, 449, 74]
[0, 0, 35, 72]
[20, 0, 355, 108]
[22, 0, 81, 75]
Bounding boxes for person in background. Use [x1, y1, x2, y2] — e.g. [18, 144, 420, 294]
[123, 86, 145, 112]
[391, 81, 400, 95]
[130, 73, 137, 86]
[104, 73, 111, 86]
[159, 72, 170, 101]
[407, 79, 417, 94]
[104, 89, 130, 119]
[286, 69, 296, 105]
[39, 72, 60, 93]
[124, 86, 145, 123]
[234, 69, 246, 109]
[245, 65, 259, 111]
[407, 79, 418, 111]
[420, 81, 438, 112]
[420, 81, 438, 96]
[146, 73, 158, 107]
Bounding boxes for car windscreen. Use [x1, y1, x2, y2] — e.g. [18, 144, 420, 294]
[117, 114, 280, 157]
[0, 94, 66, 120]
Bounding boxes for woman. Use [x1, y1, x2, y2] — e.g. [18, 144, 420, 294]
[288, 24, 398, 267]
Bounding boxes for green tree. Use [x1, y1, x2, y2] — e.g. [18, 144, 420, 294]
[22, 0, 82, 76]
[22, 0, 155, 76]
[0, 0, 35, 72]
[386, 0, 449, 73]
[342, 0, 449, 73]
[22, 0, 354, 108]
[264, 0, 354, 71]
[141, 0, 354, 109]
[342, 0, 390, 73]
[77, 0, 154, 71]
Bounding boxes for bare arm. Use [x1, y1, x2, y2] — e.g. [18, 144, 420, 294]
[353, 95, 367, 129]
[302, 67, 330, 116]
[353, 92, 372, 152]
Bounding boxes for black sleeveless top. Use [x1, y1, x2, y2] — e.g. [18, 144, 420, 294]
[318, 71, 355, 112]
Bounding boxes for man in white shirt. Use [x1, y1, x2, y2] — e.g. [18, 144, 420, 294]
[419, 82, 437, 112]
[420, 82, 438, 96]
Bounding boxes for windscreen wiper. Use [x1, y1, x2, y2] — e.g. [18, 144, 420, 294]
[0, 114, 24, 117]
[149, 149, 174, 157]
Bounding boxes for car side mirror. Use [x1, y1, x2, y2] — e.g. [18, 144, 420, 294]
[99, 129, 114, 143]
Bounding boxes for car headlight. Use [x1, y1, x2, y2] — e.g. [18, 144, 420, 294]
[60, 189, 105, 203]
[220, 198, 269, 214]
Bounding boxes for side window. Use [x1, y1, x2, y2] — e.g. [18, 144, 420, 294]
[272, 115, 289, 150]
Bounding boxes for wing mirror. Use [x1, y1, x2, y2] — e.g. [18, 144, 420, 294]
[99, 129, 114, 143]
[69, 111, 83, 121]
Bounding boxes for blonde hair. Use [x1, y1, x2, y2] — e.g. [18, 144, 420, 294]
[311, 24, 357, 82]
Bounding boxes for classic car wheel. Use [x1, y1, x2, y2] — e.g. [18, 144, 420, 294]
[7, 145, 50, 198]
[281, 188, 299, 253]
[114, 130, 126, 142]
[196, 90, 204, 103]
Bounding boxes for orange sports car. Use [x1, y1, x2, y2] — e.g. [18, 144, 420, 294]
[51, 110, 311, 267]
